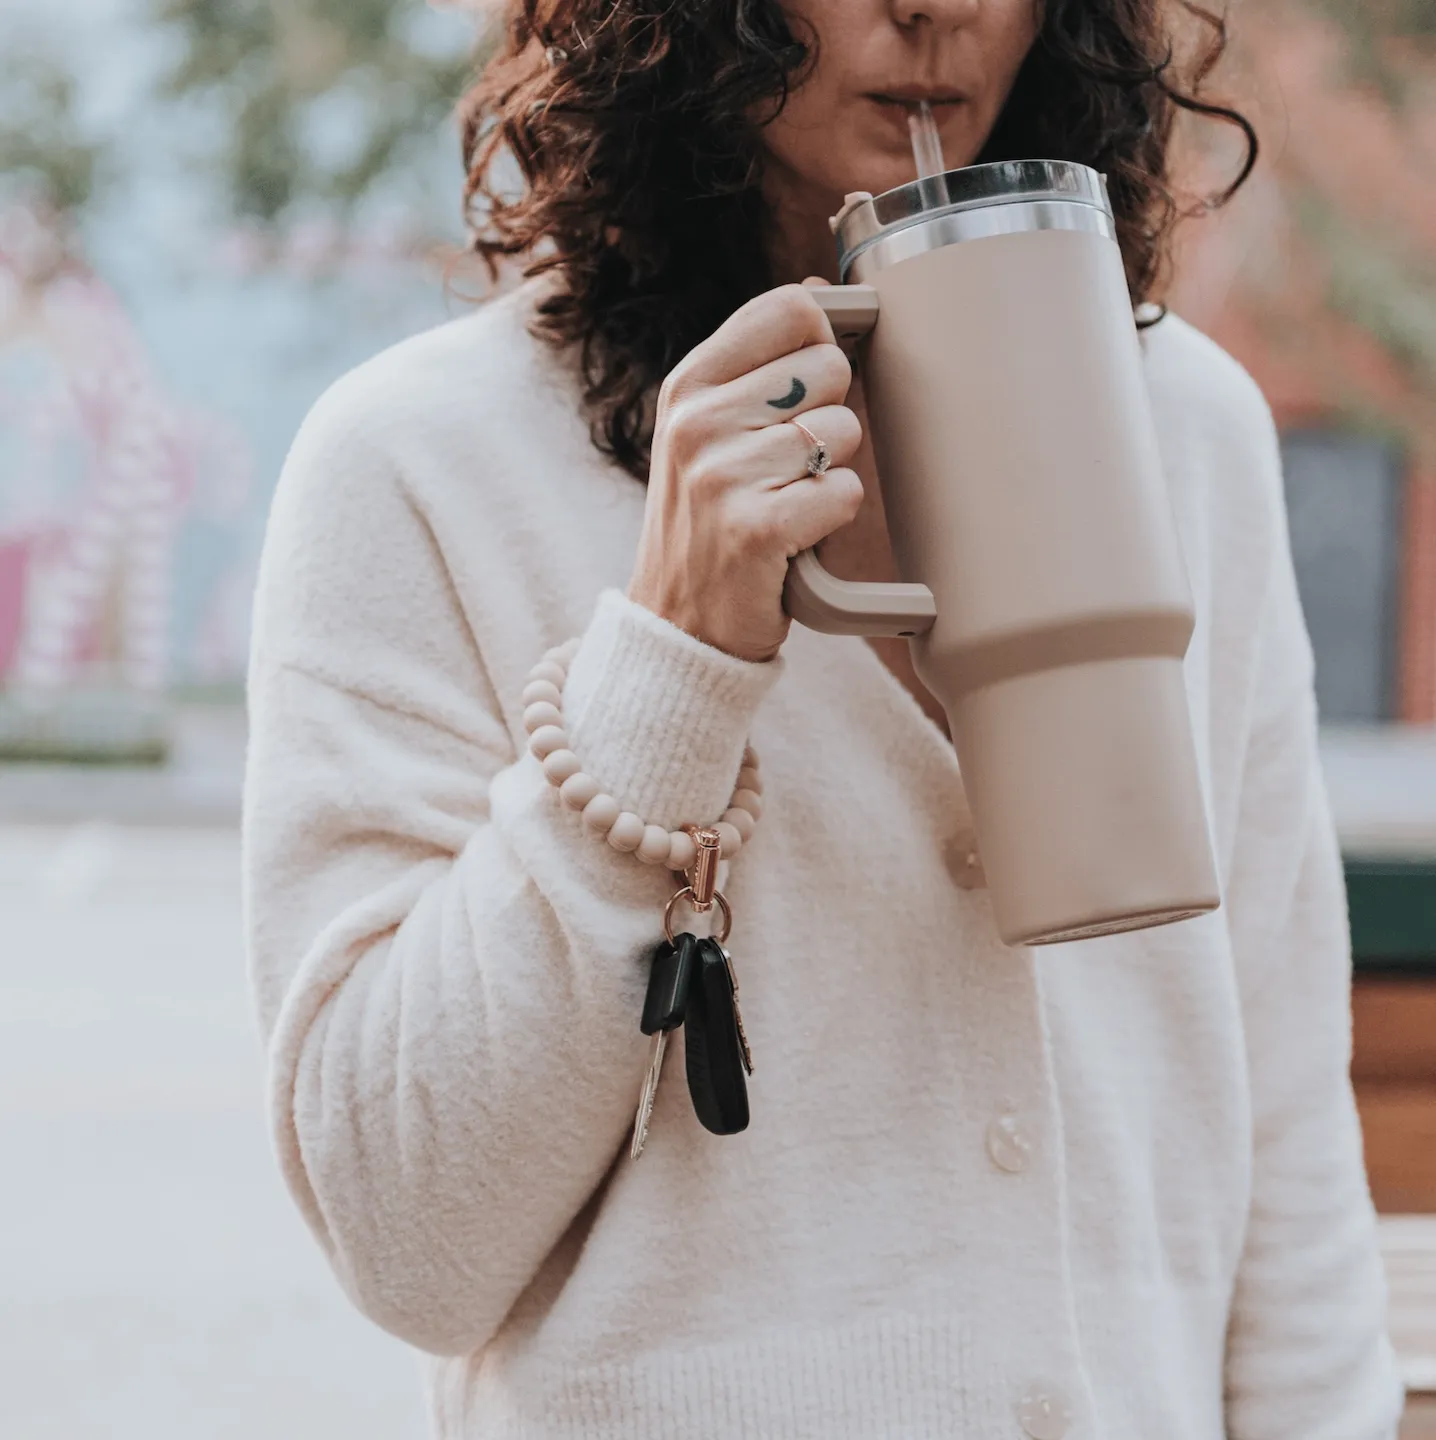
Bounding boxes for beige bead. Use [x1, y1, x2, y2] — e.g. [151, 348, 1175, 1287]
[542, 749, 582, 785]
[529, 724, 568, 760]
[713, 821, 743, 860]
[607, 812, 645, 852]
[730, 788, 762, 822]
[636, 824, 671, 865]
[741, 744, 759, 771]
[523, 700, 563, 735]
[735, 766, 762, 796]
[721, 807, 755, 843]
[521, 679, 563, 709]
[559, 771, 601, 811]
[666, 830, 697, 874]
[583, 793, 621, 833]
[529, 660, 567, 689]
[548, 638, 581, 667]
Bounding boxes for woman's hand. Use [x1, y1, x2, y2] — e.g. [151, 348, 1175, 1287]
[627, 282, 864, 663]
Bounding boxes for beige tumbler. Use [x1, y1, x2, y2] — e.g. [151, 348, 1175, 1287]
[785, 159, 1220, 947]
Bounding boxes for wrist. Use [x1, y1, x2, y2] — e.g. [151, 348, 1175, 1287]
[561, 591, 782, 831]
[624, 582, 784, 667]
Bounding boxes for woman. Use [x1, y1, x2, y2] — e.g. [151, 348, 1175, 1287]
[243, 1, 1402, 1435]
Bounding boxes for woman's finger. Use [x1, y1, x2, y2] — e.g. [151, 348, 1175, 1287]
[716, 342, 852, 430]
[696, 404, 861, 492]
[765, 404, 862, 487]
[762, 465, 866, 554]
[663, 284, 835, 397]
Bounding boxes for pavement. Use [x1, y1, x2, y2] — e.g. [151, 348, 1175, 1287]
[0, 822, 428, 1440]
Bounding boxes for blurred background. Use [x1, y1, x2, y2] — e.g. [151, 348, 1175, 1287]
[0, 0, 1432, 1436]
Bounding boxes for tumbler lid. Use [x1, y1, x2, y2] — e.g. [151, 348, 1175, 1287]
[832, 159, 1111, 279]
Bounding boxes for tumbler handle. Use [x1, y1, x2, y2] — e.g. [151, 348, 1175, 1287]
[784, 286, 938, 639]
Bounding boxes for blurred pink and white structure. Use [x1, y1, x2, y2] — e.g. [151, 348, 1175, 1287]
[0, 205, 250, 696]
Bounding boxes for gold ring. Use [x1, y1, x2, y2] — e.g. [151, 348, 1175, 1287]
[663, 887, 733, 945]
[789, 418, 831, 477]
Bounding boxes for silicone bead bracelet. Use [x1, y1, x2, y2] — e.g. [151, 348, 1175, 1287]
[523, 641, 761, 869]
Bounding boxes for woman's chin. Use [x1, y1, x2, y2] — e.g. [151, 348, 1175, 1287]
[849, 105, 985, 187]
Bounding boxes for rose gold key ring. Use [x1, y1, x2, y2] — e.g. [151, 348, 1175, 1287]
[663, 825, 733, 944]
[663, 887, 733, 946]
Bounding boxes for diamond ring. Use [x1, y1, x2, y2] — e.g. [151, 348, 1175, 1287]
[788, 418, 831, 477]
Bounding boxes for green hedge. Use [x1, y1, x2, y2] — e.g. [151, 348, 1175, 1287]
[1347, 857, 1436, 968]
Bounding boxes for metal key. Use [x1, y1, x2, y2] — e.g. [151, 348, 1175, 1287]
[641, 935, 695, 1036]
[630, 1032, 668, 1161]
[717, 943, 754, 1076]
[631, 934, 697, 1160]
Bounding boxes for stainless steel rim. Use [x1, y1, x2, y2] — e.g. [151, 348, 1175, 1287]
[833, 159, 1113, 277]
[844, 200, 1118, 282]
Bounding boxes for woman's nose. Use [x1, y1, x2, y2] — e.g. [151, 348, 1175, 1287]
[889, 0, 982, 30]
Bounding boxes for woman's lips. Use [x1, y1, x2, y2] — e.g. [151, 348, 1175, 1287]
[862, 94, 965, 145]
[866, 90, 968, 107]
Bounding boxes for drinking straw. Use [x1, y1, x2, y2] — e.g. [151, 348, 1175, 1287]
[907, 100, 945, 179]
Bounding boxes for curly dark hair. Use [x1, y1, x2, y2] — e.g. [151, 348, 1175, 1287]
[460, 1, 1256, 481]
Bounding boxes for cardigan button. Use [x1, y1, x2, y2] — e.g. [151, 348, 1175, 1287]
[1016, 1386, 1072, 1439]
[945, 827, 987, 890]
[986, 1110, 1032, 1174]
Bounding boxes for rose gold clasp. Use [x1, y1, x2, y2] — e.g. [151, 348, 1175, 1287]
[661, 826, 732, 945]
[686, 826, 720, 911]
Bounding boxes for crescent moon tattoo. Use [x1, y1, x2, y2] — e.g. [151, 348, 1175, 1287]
[767, 377, 806, 410]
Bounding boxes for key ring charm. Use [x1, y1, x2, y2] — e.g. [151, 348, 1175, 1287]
[635, 827, 749, 1157]
[663, 886, 733, 945]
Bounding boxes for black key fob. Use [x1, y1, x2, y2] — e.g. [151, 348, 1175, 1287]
[684, 937, 750, 1136]
[641, 932, 698, 1036]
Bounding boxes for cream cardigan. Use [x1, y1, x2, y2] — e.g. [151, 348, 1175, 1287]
[243, 280, 1402, 1439]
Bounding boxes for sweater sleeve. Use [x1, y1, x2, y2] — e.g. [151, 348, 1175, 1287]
[241, 378, 778, 1357]
[1219, 405, 1402, 1438]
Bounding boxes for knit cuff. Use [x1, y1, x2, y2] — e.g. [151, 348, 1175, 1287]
[562, 591, 781, 833]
